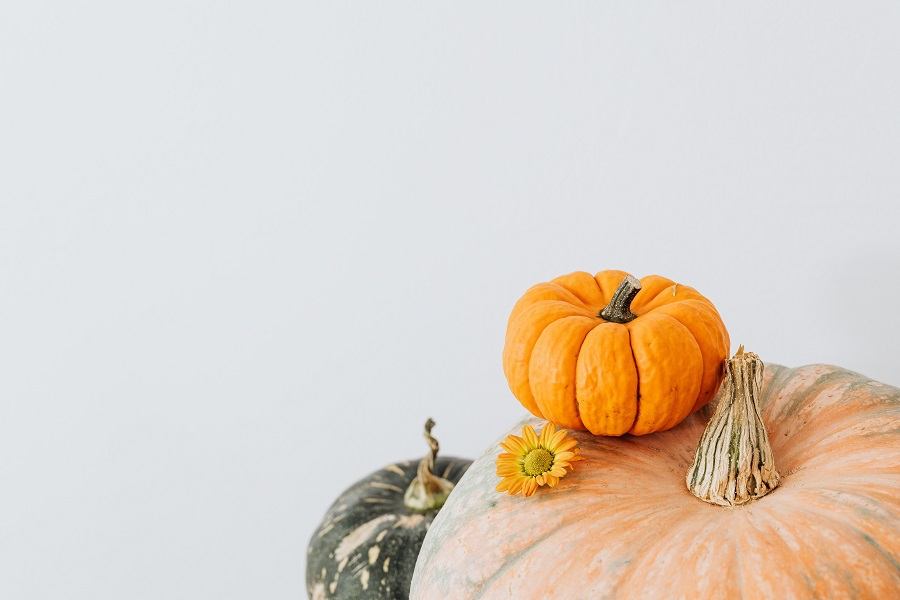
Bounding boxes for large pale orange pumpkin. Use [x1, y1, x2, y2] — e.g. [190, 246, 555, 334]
[502, 270, 730, 435]
[411, 361, 900, 599]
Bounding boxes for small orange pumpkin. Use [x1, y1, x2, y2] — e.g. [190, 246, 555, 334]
[502, 270, 729, 435]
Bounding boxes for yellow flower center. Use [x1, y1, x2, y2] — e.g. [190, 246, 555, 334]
[523, 448, 553, 476]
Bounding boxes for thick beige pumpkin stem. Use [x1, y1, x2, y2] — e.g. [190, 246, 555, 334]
[599, 275, 641, 323]
[687, 347, 780, 506]
[404, 418, 456, 511]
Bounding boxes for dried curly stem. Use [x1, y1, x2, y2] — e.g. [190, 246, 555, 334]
[404, 419, 456, 511]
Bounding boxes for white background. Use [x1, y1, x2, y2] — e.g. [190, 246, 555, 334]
[2, 3, 899, 598]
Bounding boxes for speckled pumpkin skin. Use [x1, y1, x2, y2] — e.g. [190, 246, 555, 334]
[411, 364, 900, 599]
[307, 456, 471, 599]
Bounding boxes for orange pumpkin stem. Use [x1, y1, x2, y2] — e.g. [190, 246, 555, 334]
[403, 418, 456, 511]
[598, 275, 641, 323]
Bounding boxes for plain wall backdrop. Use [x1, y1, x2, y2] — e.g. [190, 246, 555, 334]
[2, 3, 899, 598]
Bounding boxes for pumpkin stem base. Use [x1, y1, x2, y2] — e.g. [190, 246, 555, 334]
[404, 418, 456, 511]
[687, 346, 780, 506]
[599, 275, 641, 324]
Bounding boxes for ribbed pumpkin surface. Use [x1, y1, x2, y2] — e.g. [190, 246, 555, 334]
[502, 270, 729, 436]
[411, 364, 900, 599]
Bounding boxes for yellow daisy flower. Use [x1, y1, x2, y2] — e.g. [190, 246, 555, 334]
[495, 422, 585, 497]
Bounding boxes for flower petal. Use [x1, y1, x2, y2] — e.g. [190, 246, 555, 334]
[522, 425, 539, 448]
[553, 438, 579, 453]
[500, 435, 527, 455]
[496, 468, 522, 477]
[554, 451, 576, 462]
[545, 474, 559, 487]
[508, 477, 526, 495]
[538, 423, 557, 447]
[547, 428, 568, 451]
[523, 478, 539, 497]
[549, 467, 567, 477]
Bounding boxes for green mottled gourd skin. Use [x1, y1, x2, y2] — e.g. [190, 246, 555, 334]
[307, 456, 471, 600]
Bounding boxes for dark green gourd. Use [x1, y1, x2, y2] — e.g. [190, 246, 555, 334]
[306, 420, 471, 599]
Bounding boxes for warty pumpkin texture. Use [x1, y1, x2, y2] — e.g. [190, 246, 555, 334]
[502, 270, 730, 435]
[412, 362, 900, 599]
